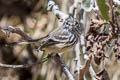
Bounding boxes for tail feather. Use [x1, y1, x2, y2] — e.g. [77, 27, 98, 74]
[6, 39, 41, 46]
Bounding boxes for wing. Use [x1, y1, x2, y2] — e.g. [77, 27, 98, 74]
[40, 26, 75, 50]
[49, 27, 70, 43]
[49, 26, 78, 47]
[40, 39, 61, 48]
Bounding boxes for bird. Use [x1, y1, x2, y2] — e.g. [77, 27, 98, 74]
[7, 16, 82, 54]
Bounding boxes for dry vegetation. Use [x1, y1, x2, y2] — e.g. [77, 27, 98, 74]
[0, 0, 120, 80]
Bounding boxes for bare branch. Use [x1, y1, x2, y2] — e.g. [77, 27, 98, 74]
[69, 0, 80, 18]
[52, 54, 75, 80]
[74, 42, 81, 75]
[95, 69, 110, 80]
[78, 7, 97, 80]
[47, 0, 68, 21]
[89, 65, 97, 80]
[4, 26, 32, 40]
[79, 54, 92, 80]
[110, 0, 113, 22]
[0, 56, 48, 68]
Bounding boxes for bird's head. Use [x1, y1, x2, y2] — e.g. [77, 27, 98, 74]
[63, 16, 79, 30]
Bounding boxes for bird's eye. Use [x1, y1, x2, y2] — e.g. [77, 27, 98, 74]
[66, 22, 69, 25]
[75, 21, 78, 25]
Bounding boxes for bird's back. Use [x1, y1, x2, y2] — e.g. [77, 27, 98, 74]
[38, 25, 79, 53]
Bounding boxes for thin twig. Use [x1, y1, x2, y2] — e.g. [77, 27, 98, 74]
[110, 0, 113, 22]
[79, 54, 92, 80]
[89, 64, 97, 80]
[0, 57, 48, 68]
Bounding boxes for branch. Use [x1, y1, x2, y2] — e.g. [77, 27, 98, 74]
[0, 56, 48, 68]
[110, 0, 113, 22]
[78, 8, 97, 80]
[91, 19, 107, 26]
[52, 54, 75, 80]
[75, 38, 96, 80]
[3, 26, 32, 40]
[0, 26, 41, 46]
[69, 0, 80, 18]
[95, 69, 110, 80]
[71, 0, 82, 79]
[89, 64, 97, 80]
[79, 54, 92, 80]
[47, 0, 68, 21]
[73, 42, 81, 79]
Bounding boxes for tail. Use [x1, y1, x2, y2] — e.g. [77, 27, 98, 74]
[6, 39, 41, 46]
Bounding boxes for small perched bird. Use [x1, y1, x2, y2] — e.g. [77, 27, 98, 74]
[8, 16, 82, 54]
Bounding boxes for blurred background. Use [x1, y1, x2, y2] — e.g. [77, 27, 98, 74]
[0, 0, 75, 80]
[0, 0, 120, 80]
